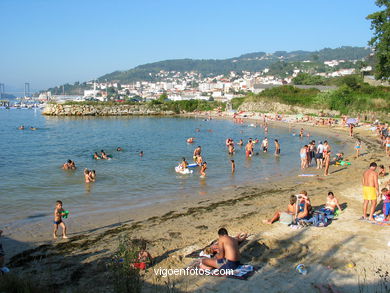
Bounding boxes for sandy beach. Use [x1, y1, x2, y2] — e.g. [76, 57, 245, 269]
[3, 113, 390, 293]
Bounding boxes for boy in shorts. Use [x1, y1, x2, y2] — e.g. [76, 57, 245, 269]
[53, 200, 68, 239]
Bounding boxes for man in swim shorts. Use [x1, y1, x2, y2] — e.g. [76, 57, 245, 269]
[193, 146, 201, 161]
[362, 162, 379, 221]
[200, 228, 241, 272]
[274, 139, 280, 156]
[245, 139, 253, 157]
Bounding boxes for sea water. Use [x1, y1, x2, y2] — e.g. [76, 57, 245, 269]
[0, 110, 346, 230]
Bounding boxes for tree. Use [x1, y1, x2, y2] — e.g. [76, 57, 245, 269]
[158, 93, 168, 102]
[367, 0, 390, 80]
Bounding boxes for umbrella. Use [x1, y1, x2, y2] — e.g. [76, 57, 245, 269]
[346, 118, 357, 125]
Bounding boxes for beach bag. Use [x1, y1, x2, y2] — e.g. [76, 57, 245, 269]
[279, 212, 294, 225]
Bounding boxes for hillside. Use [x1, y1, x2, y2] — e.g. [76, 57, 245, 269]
[98, 46, 370, 83]
[44, 46, 371, 94]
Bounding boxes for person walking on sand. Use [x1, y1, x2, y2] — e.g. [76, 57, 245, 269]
[385, 136, 390, 156]
[349, 123, 354, 137]
[355, 139, 361, 158]
[53, 200, 68, 239]
[362, 162, 379, 221]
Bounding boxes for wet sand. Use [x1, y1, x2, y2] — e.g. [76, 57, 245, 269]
[4, 114, 390, 293]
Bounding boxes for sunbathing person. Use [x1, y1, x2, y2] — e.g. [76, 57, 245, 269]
[200, 228, 241, 271]
[207, 232, 248, 256]
[320, 192, 342, 215]
[263, 195, 297, 224]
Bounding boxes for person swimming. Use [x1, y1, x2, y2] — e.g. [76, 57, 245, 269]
[116, 147, 122, 151]
[93, 152, 101, 160]
[139, 151, 144, 157]
[62, 159, 76, 170]
[18, 125, 25, 130]
[100, 150, 109, 160]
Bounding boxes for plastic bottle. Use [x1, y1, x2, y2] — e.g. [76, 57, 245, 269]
[296, 264, 307, 275]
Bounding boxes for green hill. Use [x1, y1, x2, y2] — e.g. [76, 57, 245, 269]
[97, 46, 370, 83]
[45, 46, 370, 94]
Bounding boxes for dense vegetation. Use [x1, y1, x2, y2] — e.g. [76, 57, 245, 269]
[367, 0, 390, 80]
[240, 75, 390, 115]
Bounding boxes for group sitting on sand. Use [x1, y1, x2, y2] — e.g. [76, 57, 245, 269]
[263, 190, 342, 226]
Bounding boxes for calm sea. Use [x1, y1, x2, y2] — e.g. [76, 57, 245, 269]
[0, 110, 346, 230]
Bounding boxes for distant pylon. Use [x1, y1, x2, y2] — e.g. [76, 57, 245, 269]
[24, 82, 30, 97]
[0, 83, 4, 99]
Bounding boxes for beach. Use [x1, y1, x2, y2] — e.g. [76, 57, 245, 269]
[3, 112, 390, 293]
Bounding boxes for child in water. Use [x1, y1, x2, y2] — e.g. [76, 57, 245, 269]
[53, 200, 68, 239]
[200, 162, 207, 177]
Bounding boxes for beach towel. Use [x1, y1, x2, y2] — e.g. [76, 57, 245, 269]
[359, 215, 390, 226]
[185, 240, 217, 258]
[186, 259, 259, 280]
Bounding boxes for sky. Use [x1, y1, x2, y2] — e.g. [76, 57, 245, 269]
[0, 0, 379, 93]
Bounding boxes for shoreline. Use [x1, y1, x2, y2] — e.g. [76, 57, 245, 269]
[2, 112, 354, 257]
[4, 111, 390, 292]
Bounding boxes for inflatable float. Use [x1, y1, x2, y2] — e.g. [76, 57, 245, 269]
[175, 166, 193, 174]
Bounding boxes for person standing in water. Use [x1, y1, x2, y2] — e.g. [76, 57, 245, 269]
[316, 141, 324, 169]
[299, 128, 304, 138]
[200, 162, 207, 177]
[274, 139, 280, 156]
[193, 146, 202, 161]
[323, 141, 331, 176]
[300, 145, 308, 169]
[261, 137, 268, 153]
[231, 160, 235, 174]
[245, 139, 253, 158]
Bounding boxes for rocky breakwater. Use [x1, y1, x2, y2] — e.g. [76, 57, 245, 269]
[42, 103, 176, 116]
[238, 101, 340, 116]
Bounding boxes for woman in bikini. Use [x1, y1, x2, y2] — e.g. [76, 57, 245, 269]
[321, 191, 342, 215]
